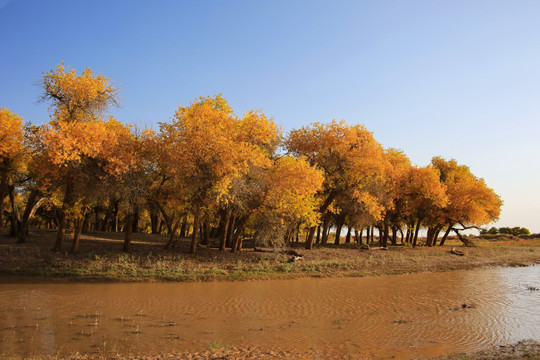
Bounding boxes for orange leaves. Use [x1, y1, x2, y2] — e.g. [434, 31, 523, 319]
[261, 156, 324, 226]
[287, 119, 388, 219]
[431, 157, 502, 226]
[0, 108, 24, 160]
[37, 118, 131, 173]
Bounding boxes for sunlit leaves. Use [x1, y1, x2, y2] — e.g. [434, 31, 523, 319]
[431, 157, 502, 227]
[40, 62, 118, 123]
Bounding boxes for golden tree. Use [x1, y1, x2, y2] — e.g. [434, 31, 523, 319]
[431, 157, 502, 246]
[0, 108, 27, 229]
[35, 63, 124, 253]
[287, 120, 388, 249]
[400, 165, 448, 247]
[160, 95, 248, 253]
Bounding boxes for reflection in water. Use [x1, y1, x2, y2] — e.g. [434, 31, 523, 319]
[0, 266, 538, 359]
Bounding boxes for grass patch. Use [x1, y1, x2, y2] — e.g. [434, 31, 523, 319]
[0, 229, 539, 283]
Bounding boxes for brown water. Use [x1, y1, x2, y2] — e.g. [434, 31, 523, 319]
[0, 266, 539, 359]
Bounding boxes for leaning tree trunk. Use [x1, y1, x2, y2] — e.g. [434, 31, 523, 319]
[70, 214, 86, 254]
[166, 221, 179, 249]
[17, 190, 43, 244]
[453, 229, 475, 247]
[225, 216, 236, 248]
[439, 224, 454, 246]
[305, 192, 337, 250]
[231, 216, 248, 254]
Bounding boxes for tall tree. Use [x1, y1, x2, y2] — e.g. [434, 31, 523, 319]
[35, 63, 121, 252]
[431, 157, 502, 246]
[160, 95, 248, 253]
[0, 108, 27, 228]
[286, 120, 388, 249]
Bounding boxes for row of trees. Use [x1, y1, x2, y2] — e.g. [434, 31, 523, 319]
[0, 64, 503, 254]
[481, 227, 531, 236]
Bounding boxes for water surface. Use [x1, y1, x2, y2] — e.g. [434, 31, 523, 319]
[0, 266, 539, 359]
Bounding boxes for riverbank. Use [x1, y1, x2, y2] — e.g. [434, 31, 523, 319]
[5, 340, 540, 359]
[0, 229, 539, 282]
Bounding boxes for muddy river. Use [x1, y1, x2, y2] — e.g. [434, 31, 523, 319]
[0, 265, 539, 359]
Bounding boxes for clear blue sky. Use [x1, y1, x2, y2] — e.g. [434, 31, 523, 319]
[1, 0, 540, 232]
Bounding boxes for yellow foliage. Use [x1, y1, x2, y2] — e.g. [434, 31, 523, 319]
[432, 157, 502, 226]
[261, 156, 324, 226]
[40, 62, 117, 123]
[0, 108, 24, 160]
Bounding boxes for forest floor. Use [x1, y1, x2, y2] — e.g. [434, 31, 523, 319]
[0, 228, 539, 283]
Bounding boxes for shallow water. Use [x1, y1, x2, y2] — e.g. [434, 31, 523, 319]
[0, 266, 539, 359]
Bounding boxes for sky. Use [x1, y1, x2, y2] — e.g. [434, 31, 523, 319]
[1, 0, 540, 232]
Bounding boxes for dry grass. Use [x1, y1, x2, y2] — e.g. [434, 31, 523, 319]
[0, 229, 539, 283]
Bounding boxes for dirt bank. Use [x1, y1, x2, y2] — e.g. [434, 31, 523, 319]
[0, 229, 539, 283]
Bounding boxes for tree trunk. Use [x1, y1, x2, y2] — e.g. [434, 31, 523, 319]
[334, 213, 345, 245]
[231, 216, 248, 253]
[0, 172, 8, 228]
[321, 214, 331, 245]
[179, 217, 187, 238]
[123, 211, 134, 252]
[305, 191, 337, 250]
[453, 229, 474, 247]
[412, 218, 422, 248]
[315, 226, 321, 244]
[93, 206, 100, 231]
[426, 227, 435, 247]
[70, 215, 85, 254]
[380, 218, 390, 248]
[189, 211, 201, 254]
[226, 216, 236, 248]
[432, 227, 441, 246]
[219, 208, 231, 251]
[366, 227, 370, 245]
[17, 190, 43, 244]
[53, 179, 74, 252]
[391, 226, 398, 245]
[305, 226, 317, 250]
[131, 205, 139, 233]
[101, 198, 115, 232]
[112, 200, 119, 232]
[201, 219, 210, 245]
[149, 203, 162, 234]
[345, 226, 352, 243]
[165, 221, 179, 249]
[439, 224, 453, 246]
[8, 184, 21, 237]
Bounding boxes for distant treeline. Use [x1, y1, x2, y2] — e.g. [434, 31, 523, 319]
[481, 227, 531, 236]
[0, 63, 502, 254]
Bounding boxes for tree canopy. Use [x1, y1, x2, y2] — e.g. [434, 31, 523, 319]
[0, 63, 504, 253]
